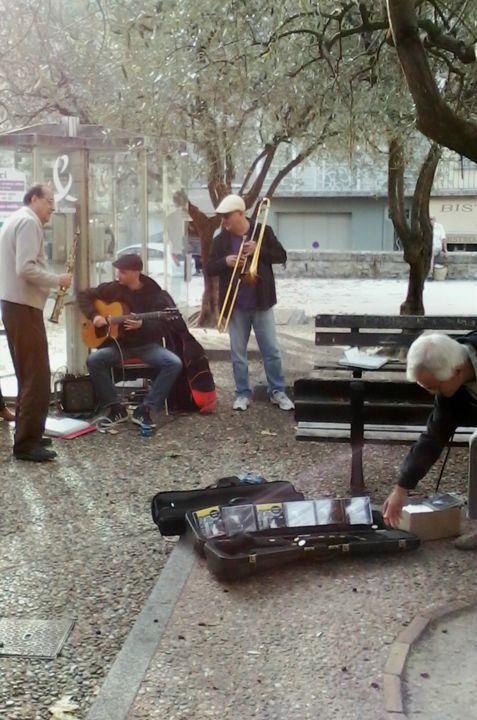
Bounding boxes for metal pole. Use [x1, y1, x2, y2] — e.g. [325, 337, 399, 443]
[65, 148, 89, 374]
[139, 147, 148, 274]
[468, 431, 477, 520]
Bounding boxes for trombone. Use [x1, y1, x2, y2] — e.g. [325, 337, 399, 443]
[217, 197, 271, 333]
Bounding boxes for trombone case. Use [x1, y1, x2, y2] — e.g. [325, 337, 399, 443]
[203, 526, 420, 581]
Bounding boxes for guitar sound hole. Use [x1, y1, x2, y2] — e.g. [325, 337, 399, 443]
[95, 326, 108, 338]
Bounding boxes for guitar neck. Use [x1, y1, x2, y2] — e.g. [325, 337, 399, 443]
[109, 310, 177, 325]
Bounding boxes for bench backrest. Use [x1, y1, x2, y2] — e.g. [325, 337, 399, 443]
[294, 377, 435, 426]
[315, 315, 477, 348]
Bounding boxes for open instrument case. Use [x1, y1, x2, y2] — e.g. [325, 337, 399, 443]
[185, 497, 420, 581]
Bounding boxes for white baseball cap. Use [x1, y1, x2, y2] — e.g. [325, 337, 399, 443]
[215, 194, 246, 214]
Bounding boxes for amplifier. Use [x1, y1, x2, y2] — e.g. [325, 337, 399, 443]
[56, 374, 96, 414]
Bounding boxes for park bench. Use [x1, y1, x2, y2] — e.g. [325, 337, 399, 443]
[313, 314, 477, 377]
[294, 377, 477, 493]
[294, 314, 477, 493]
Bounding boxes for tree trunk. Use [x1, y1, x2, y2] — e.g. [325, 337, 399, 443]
[187, 200, 221, 326]
[386, 0, 477, 163]
[400, 256, 426, 315]
[388, 137, 441, 315]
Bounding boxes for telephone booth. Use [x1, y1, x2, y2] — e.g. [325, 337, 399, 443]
[0, 117, 189, 378]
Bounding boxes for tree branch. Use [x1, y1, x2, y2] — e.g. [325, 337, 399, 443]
[386, 0, 477, 163]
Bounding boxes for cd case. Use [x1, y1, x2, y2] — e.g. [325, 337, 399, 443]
[423, 493, 463, 510]
[256, 503, 286, 530]
[284, 501, 317, 527]
[221, 505, 258, 534]
[194, 506, 226, 539]
[192, 496, 374, 538]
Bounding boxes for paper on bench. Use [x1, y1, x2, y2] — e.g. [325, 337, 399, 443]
[339, 347, 389, 370]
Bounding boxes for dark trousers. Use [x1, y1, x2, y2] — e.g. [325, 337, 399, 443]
[0, 385, 5, 410]
[1, 301, 51, 453]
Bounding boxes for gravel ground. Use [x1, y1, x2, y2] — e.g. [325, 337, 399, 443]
[2, 354, 471, 720]
[124, 425, 475, 720]
[1, 277, 476, 720]
[0, 356, 310, 720]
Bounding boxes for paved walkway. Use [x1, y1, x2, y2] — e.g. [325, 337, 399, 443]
[82, 278, 477, 720]
[404, 602, 477, 719]
[2, 276, 476, 720]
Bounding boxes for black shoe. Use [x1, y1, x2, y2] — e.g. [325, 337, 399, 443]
[132, 404, 156, 428]
[40, 437, 53, 447]
[14, 447, 58, 462]
[98, 404, 129, 426]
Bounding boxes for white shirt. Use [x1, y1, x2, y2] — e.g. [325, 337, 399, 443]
[432, 222, 446, 252]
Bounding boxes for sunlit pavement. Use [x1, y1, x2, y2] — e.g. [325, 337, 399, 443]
[1, 276, 474, 378]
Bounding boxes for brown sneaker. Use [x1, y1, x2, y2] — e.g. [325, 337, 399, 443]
[0, 406, 15, 422]
[454, 532, 477, 551]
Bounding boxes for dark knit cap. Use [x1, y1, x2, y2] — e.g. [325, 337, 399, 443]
[112, 253, 143, 271]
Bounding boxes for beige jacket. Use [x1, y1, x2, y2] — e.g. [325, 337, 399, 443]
[0, 206, 59, 310]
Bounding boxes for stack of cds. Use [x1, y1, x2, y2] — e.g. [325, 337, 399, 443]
[193, 496, 373, 540]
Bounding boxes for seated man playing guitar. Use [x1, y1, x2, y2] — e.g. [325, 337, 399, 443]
[77, 253, 182, 428]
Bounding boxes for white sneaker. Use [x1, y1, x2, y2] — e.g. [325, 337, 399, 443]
[233, 396, 250, 411]
[270, 390, 294, 411]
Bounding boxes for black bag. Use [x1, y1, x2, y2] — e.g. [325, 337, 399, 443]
[203, 527, 420, 581]
[55, 374, 96, 414]
[151, 476, 305, 536]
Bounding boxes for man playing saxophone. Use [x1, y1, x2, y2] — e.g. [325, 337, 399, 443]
[0, 184, 72, 462]
[207, 194, 294, 412]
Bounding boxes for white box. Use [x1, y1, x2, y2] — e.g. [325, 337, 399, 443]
[398, 494, 463, 541]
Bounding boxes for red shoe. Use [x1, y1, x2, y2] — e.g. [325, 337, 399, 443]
[0, 407, 15, 422]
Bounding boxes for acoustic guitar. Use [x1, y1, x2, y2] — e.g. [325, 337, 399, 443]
[81, 300, 180, 349]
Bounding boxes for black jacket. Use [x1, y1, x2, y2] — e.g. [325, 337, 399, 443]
[399, 331, 477, 489]
[206, 223, 286, 311]
[78, 276, 215, 406]
[77, 275, 176, 348]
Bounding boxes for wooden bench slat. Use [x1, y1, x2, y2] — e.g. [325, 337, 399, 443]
[314, 314, 477, 331]
[316, 331, 431, 347]
[296, 421, 476, 444]
[313, 361, 405, 373]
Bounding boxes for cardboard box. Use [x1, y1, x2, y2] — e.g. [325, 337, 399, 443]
[398, 495, 462, 541]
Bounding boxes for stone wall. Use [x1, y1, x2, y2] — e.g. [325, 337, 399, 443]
[274, 251, 477, 280]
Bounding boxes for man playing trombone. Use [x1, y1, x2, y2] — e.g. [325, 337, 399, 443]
[207, 194, 294, 412]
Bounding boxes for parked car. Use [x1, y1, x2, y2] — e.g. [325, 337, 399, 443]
[117, 242, 185, 279]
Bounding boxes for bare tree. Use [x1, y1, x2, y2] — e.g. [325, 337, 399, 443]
[388, 138, 442, 314]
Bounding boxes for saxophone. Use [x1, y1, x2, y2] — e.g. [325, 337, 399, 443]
[48, 235, 78, 323]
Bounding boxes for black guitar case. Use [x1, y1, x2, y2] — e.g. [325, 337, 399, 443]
[151, 477, 304, 536]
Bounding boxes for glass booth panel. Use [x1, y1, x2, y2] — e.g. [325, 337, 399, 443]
[89, 153, 116, 286]
[148, 153, 189, 306]
[89, 150, 145, 287]
[40, 148, 83, 376]
[0, 147, 33, 185]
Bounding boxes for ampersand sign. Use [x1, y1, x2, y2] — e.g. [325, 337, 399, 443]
[53, 155, 77, 204]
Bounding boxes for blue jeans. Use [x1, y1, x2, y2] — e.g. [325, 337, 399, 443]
[87, 343, 182, 411]
[228, 308, 285, 398]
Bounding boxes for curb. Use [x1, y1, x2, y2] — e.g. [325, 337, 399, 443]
[383, 596, 477, 718]
[85, 536, 196, 720]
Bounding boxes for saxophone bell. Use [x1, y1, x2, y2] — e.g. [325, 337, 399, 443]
[48, 290, 67, 324]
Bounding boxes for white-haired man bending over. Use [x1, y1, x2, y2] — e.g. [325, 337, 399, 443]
[383, 331, 477, 549]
